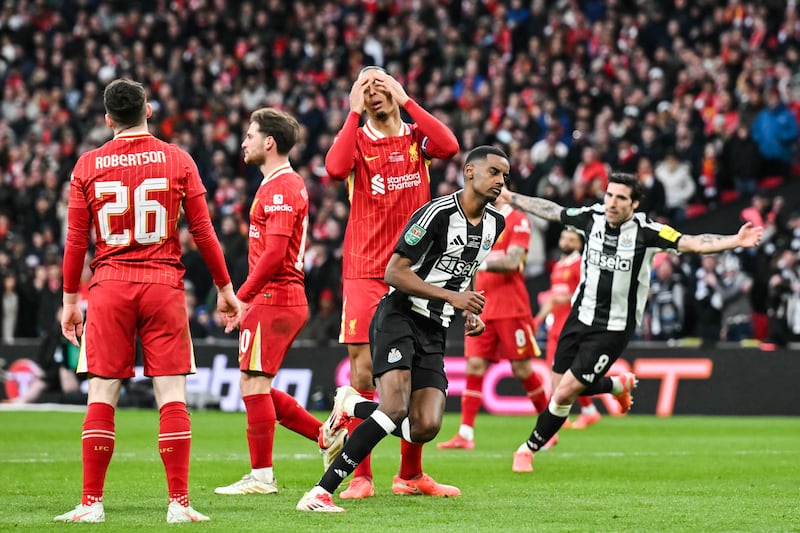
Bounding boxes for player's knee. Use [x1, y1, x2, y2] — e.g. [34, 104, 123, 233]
[410, 421, 441, 443]
[510, 365, 531, 381]
[380, 404, 409, 424]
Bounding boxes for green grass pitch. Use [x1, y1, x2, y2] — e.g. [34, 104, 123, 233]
[0, 409, 797, 532]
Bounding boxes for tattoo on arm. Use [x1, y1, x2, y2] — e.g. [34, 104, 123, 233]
[699, 234, 726, 245]
[508, 193, 563, 222]
[681, 233, 736, 253]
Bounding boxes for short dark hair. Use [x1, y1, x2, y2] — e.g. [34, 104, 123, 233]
[103, 79, 147, 128]
[609, 172, 643, 202]
[358, 65, 386, 78]
[464, 145, 509, 167]
[250, 108, 299, 155]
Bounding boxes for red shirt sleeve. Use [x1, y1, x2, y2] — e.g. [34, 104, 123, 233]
[403, 99, 459, 159]
[183, 194, 231, 288]
[62, 207, 91, 294]
[236, 234, 290, 303]
[325, 111, 360, 180]
[62, 161, 91, 294]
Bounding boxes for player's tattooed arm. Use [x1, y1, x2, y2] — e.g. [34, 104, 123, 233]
[482, 245, 526, 273]
[677, 222, 763, 253]
[506, 193, 564, 222]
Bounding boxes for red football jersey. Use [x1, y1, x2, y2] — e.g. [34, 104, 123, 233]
[69, 133, 205, 289]
[339, 121, 432, 279]
[244, 164, 308, 306]
[475, 206, 533, 320]
[549, 251, 582, 335]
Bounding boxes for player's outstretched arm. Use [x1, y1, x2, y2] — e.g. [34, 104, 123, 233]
[500, 189, 564, 222]
[385, 253, 485, 315]
[677, 221, 764, 254]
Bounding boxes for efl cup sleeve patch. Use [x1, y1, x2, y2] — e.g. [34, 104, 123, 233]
[404, 223, 427, 245]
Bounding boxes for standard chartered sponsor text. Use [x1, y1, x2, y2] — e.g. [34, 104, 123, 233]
[386, 172, 421, 191]
[95, 150, 166, 169]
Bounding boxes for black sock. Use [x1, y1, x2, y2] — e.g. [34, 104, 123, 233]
[526, 409, 567, 452]
[581, 376, 613, 395]
[352, 401, 379, 419]
[319, 415, 389, 493]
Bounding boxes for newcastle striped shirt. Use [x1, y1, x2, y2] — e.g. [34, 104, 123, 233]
[391, 192, 505, 327]
[562, 204, 682, 334]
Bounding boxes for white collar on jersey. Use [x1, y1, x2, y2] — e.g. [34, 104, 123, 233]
[364, 119, 410, 140]
[260, 162, 294, 186]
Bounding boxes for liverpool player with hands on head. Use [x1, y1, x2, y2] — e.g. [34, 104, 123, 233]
[56, 79, 241, 524]
[502, 173, 764, 472]
[298, 145, 509, 513]
[437, 192, 551, 451]
[322, 65, 459, 499]
[215, 108, 346, 496]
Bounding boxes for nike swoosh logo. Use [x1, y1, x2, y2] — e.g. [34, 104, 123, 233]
[365, 155, 380, 161]
[398, 482, 421, 494]
[72, 511, 93, 521]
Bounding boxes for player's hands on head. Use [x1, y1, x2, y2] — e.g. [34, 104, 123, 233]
[372, 72, 409, 106]
[349, 76, 371, 114]
[450, 290, 485, 315]
[464, 312, 485, 336]
[60, 303, 84, 348]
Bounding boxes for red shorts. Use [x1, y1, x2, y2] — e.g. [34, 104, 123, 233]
[79, 281, 193, 378]
[239, 304, 308, 376]
[464, 316, 541, 362]
[339, 278, 388, 344]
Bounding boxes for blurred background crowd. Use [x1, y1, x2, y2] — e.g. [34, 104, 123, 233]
[1, 0, 800, 353]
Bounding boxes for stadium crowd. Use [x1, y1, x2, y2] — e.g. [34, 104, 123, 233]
[1, 0, 800, 351]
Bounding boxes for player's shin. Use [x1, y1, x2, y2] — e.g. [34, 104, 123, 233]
[318, 410, 396, 493]
[526, 399, 571, 452]
[580, 376, 613, 395]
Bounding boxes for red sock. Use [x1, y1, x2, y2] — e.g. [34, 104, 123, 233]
[243, 394, 276, 469]
[351, 389, 374, 480]
[158, 401, 191, 506]
[579, 396, 593, 408]
[271, 388, 321, 441]
[461, 374, 483, 428]
[81, 402, 115, 506]
[399, 439, 423, 480]
[522, 372, 548, 414]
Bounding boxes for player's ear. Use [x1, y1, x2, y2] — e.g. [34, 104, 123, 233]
[464, 163, 473, 181]
[145, 102, 153, 119]
[104, 113, 113, 129]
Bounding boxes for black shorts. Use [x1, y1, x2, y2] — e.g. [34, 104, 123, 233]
[369, 294, 448, 393]
[552, 319, 631, 386]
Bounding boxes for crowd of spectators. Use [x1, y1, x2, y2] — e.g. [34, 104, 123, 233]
[1, 0, 800, 349]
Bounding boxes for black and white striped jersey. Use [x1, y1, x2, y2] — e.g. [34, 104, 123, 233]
[562, 204, 682, 333]
[391, 191, 505, 327]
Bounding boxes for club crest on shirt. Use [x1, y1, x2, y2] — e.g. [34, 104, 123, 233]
[619, 234, 635, 249]
[408, 142, 419, 163]
[404, 224, 426, 245]
[481, 234, 494, 250]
